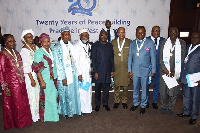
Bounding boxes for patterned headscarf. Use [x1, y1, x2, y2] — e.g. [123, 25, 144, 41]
[39, 33, 50, 43]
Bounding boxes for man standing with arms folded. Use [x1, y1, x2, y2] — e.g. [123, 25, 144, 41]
[128, 26, 156, 114]
[112, 27, 131, 109]
[146, 26, 165, 109]
[159, 27, 186, 115]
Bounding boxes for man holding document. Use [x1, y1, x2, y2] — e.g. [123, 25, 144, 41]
[159, 27, 186, 115]
[177, 32, 200, 125]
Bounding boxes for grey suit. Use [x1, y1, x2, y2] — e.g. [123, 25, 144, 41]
[159, 38, 186, 110]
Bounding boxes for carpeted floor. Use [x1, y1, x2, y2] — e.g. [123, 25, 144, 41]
[0, 86, 200, 133]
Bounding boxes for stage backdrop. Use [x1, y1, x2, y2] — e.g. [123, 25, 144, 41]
[0, 0, 171, 51]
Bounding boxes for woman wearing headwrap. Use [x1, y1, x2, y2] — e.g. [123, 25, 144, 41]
[0, 34, 32, 130]
[20, 29, 40, 122]
[32, 33, 59, 122]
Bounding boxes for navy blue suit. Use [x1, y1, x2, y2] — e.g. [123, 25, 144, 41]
[180, 44, 200, 119]
[146, 36, 165, 104]
[128, 38, 156, 108]
[91, 41, 114, 106]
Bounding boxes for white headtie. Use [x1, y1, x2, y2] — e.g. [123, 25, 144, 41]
[21, 29, 34, 42]
[79, 29, 88, 35]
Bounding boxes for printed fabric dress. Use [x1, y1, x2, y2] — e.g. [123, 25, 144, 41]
[20, 47, 40, 122]
[32, 48, 59, 122]
[0, 50, 32, 130]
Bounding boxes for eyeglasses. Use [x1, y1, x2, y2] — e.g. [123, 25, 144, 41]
[6, 40, 16, 43]
[152, 30, 160, 32]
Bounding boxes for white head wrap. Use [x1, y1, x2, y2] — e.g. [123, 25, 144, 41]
[79, 29, 88, 35]
[21, 29, 34, 42]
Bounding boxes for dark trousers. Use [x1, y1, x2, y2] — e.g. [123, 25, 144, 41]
[183, 84, 200, 119]
[95, 83, 110, 106]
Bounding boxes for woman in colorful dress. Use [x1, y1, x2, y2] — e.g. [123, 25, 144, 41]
[32, 33, 59, 122]
[0, 34, 32, 130]
[20, 29, 40, 122]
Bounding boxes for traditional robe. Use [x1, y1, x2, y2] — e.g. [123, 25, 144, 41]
[0, 50, 32, 130]
[53, 41, 81, 117]
[73, 40, 92, 113]
[20, 47, 40, 122]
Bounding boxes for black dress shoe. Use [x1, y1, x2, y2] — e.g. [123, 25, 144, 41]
[140, 108, 145, 114]
[176, 113, 191, 117]
[95, 106, 100, 112]
[65, 115, 69, 119]
[113, 103, 119, 108]
[152, 103, 158, 109]
[122, 103, 128, 109]
[130, 105, 138, 111]
[103, 105, 111, 111]
[189, 118, 197, 125]
[146, 102, 149, 108]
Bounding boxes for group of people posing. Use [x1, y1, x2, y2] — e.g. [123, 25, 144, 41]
[0, 20, 200, 130]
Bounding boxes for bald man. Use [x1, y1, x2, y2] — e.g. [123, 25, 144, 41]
[159, 27, 186, 115]
[146, 26, 165, 109]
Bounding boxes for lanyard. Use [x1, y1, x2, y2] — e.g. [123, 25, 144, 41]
[117, 38, 125, 52]
[5, 48, 17, 62]
[26, 44, 34, 52]
[136, 38, 146, 52]
[187, 44, 200, 57]
[42, 47, 53, 60]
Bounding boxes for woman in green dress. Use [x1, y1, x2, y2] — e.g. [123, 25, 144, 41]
[32, 33, 59, 122]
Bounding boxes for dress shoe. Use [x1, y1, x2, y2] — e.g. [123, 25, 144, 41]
[152, 103, 158, 109]
[113, 103, 119, 108]
[169, 109, 174, 116]
[161, 108, 166, 114]
[95, 106, 100, 112]
[122, 103, 128, 109]
[140, 108, 145, 114]
[176, 113, 191, 117]
[146, 102, 149, 108]
[103, 105, 111, 111]
[189, 118, 197, 125]
[130, 105, 138, 111]
[65, 115, 69, 119]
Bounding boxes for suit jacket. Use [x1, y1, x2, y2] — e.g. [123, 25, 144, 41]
[111, 38, 131, 86]
[128, 38, 156, 77]
[180, 45, 200, 84]
[146, 36, 165, 73]
[159, 38, 186, 96]
[91, 41, 114, 83]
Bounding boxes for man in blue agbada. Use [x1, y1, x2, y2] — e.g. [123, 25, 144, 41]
[53, 26, 81, 118]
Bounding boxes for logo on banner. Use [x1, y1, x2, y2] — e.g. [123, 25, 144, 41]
[68, 0, 98, 16]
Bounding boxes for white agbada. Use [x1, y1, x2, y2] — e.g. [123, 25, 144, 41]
[74, 40, 92, 113]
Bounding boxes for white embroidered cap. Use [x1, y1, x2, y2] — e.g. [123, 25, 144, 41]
[79, 29, 88, 35]
[21, 29, 34, 42]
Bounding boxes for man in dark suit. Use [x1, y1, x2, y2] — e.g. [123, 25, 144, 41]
[146, 26, 165, 109]
[177, 32, 200, 125]
[91, 30, 114, 112]
[128, 26, 156, 114]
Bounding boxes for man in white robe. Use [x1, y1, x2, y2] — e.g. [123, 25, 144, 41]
[74, 29, 92, 113]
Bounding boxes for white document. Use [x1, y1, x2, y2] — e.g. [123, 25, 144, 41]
[162, 75, 179, 89]
[186, 72, 200, 87]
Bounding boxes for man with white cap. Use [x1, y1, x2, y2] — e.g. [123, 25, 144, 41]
[53, 26, 81, 118]
[73, 29, 93, 114]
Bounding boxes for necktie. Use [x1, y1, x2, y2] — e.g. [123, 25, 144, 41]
[107, 29, 111, 42]
[154, 38, 157, 46]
